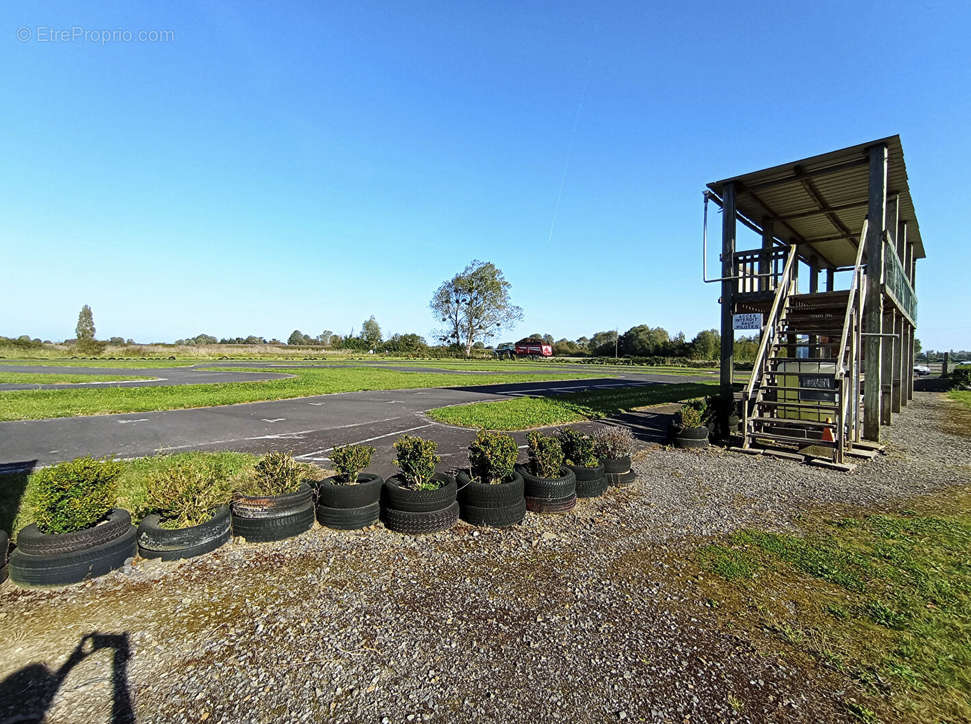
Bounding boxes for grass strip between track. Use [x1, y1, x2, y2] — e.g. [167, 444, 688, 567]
[0, 366, 608, 421]
[0, 372, 155, 384]
[426, 381, 717, 430]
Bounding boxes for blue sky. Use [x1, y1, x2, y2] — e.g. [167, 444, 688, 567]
[2, 1, 968, 350]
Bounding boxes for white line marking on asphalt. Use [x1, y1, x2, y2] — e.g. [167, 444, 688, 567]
[118, 418, 149, 424]
[262, 418, 286, 423]
[154, 417, 405, 453]
[295, 423, 433, 459]
[307, 402, 327, 406]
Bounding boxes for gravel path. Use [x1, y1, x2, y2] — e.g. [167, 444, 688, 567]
[0, 393, 966, 723]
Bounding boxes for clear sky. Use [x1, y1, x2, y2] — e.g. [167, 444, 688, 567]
[2, 1, 968, 350]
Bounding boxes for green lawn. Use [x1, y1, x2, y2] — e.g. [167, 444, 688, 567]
[0, 372, 154, 384]
[696, 488, 971, 723]
[0, 367, 606, 421]
[950, 389, 971, 410]
[427, 381, 717, 429]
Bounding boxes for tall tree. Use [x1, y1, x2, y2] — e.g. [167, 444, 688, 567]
[690, 329, 720, 360]
[288, 329, 307, 346]
[75, 304, 95, 341]
[430, 260, 523, 357]
[361, 316, 382, 347]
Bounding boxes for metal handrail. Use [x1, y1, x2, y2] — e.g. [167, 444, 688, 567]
[836, 218, 868, 378]
[744, 244, 798, 401]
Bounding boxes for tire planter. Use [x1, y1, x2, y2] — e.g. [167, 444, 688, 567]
[515, 464, 577, 514]
[673, 426, 710, 449]
[381, 474, 457, 534]
[456, 471, 526, 528]
[9, 509, 136, 587]
[137, 505, 231, 561]
[315, 473, 383, 530]
[231, 483, 314, 543]
[602, 455, 637, 487]
[0, 530, 8, 586]
[566, 463, 608, 498]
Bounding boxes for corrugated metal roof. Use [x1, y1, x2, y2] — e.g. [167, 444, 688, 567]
[707, 135, 924, 268]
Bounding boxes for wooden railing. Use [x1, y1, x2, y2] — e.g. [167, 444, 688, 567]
[834, 218, 868, 458]
[732, 247, 788, 294]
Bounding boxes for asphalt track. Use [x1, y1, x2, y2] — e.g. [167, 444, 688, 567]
[0, 364, 294, 390]
[0, 369, 706, 473]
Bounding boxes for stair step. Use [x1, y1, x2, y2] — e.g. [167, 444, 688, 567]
[757, 400, 839, 410]
[748, 416, 836, 428]
[749, 432, 838, 448]
[769, 357, 838, 363]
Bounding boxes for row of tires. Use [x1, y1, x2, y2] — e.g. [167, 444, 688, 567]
[0, 456, 636, 588]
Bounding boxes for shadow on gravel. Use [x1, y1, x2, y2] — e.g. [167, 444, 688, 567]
[599, 408, 678, 445]
[0, 632, 134, 723]
[0, 461, 36, 537]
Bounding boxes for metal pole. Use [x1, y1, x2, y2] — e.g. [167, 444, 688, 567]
[720, 183, 737, 401]
[864, 144, 887, 441]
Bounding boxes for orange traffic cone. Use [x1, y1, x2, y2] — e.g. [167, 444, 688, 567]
[821, 418, 835, 442]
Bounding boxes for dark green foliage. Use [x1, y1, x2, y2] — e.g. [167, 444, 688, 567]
[950, 366, 971, 388]
[526, 432, 565, 478]
[235, 451, 304, 496]
[699, 544, 758, 580]
[137, 458, 234, 529]
[393, 435, 441, 489]
[331, 444, 375, 484]
[467, 430, 517, 484]
[675, 398, 706, 429]
[557, 428, 598, 468]
[25, 457, 122, 535]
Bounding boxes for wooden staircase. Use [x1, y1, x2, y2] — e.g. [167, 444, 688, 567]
[739, 225, 868, 466]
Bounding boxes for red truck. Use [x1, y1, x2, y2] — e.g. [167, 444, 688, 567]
[514, 337, 553, 358]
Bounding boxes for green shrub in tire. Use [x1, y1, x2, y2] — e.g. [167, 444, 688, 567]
[10, 458, 135, 587]
[382, 435, 457, 535]
[519, 433, 577, 514]
[456, 431, 526, 528]
[231, 452, 315, 543]
[316, 444, 383, 530]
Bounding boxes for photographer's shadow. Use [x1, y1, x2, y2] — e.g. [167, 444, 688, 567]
[0, 632, 134, 723]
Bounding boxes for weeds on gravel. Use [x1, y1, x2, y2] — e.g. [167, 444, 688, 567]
[697, 487, 971, 724]
[428, 382, 717, 429]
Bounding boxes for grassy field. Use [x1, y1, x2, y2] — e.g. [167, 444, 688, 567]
[427, 381, 717, 429]
[695, 487, 971, 723]
[950, 389, 971, 410]
[0, 359, 195, 368]
[0, 366, 606, 421]
[0, 372, 155, 384]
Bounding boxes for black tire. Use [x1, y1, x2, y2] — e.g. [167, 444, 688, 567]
[315, 474, 383, 509]
[382, 474, 456, 512]
[674, 427, 710, 449]
[231, 484, 314, 519]
[526, 494, 577, 514]
[460, 499, 527, 528]
[231, 504, 314, 543]
[515, 464, 576, 500]
[9, 527, 136, 587]
[137, 506, 231, 561]
[566, 463, 607, 498]
[603, 455, 631, 475]
[316, 502, 380, 530]
[456, 471, 525, 508]
[0, 529, 7, 586]
[608, 469, 637, 487]
[16, 509, 132, 556]
[381, 501, 459, 535]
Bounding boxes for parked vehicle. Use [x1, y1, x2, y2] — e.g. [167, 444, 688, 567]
[494, 342, 516, 360]
[913, 365, 931, 376]
[514, 337, 553, 358]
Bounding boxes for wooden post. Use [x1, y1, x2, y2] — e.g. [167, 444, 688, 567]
[943, 352, 950, 378]
[891, 312, 902, 413]
[826, 268, 835, 292]
[720, 183, 736, 401]
[760, 217, 773, 292]
[899, 221, 910, 409]
[809, 255, 819, 294]
[907, 240, 916, 400]
[882, 309, 893, 425]
[864, 144, 887, 441]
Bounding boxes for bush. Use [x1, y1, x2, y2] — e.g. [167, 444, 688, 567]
[331, 444, 375, 484]
[951, 366, 971, 389]
[25, 457, 122, 535]
[393, 435, 441, 490]
[526, 432, 564, 478]
[137, 458, 234, 529]
[467, 430, 518, 484]
[557, 428, 598, 468]
[234, 452, 305, 496]
[593, 425, 635, 460]
[675, 399, 706, 429]
[73, 339, 107, 356]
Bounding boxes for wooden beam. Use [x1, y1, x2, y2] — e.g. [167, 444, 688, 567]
[738, 156, 870, 192]
[775, 199, 869, 222]
[899, 222, 909, 410]
[826, 268, 835, 292]
[882, 309, 894, 425]
[760, 217, 774, 292]
[906, 237, 916, 401]
[864, 144, 887, 441]
[720, 182, 736, 398]
[891, 312, 902, 414]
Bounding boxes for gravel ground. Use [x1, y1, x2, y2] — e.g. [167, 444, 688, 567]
[0, 393, 966, 723]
